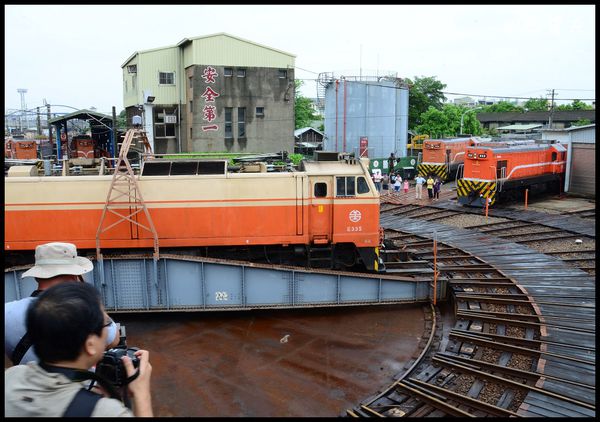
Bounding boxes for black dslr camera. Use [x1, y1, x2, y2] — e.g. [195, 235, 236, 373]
[96, 325, 140, 387]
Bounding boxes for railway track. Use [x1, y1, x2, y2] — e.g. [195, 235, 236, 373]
[380, 202, 595, 275]
[349, 227, 595, 417]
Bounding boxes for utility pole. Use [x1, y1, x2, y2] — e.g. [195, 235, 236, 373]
[46, 103, 53, 144]
[547, 89, 555, 128]
[112, 106, 117, 158]
[36, 107, 42, 135]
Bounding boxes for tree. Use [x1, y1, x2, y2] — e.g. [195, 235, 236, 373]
[572, 118, 592, 126]
[405, 76, 447, 129]
[415, 104, 483, 137]
[556, 99, 594, 111]
[116, 109, 127, 130]
[294, 80, 319, 129]
[523, 97, 549, 112]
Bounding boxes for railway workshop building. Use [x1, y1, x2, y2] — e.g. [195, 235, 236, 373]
[121, 33, 296, 154]
[541, 123, 596, 198]
[476, 110, 596, 131]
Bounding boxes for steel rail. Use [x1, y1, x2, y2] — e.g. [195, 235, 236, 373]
[451, 328, 596, 353]
[436, 352, 596, 391]
[454, 293, 596, 308]
[406, 378, 521, 417]
[449, 331, 595, 365]
[431, 355, 595, 411]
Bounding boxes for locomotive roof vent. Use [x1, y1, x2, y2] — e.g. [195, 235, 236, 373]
[313, 151, 341, 161]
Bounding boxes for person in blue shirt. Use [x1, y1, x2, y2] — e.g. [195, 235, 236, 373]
[5, 242, 120, 366]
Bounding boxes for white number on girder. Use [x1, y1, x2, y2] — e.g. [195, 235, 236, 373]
[215, 291, 229, 301]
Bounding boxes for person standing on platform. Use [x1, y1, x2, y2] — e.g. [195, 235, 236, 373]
[414, 175, 426, 200]
[433, 177, 442, 201]
[426, 175, 435, 200]
[393, 173, 402, 192]
[372, 171, 383, 192]
[387, 153, 396, 176]
[403, 179, 410, 197]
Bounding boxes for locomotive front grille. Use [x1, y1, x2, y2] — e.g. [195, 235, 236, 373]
[417, 164, 448, 180]
[457, 179, 497, 207]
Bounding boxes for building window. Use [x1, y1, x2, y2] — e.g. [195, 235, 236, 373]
[159, 72, 174, 85]
[238, 107, 246, 138]
[237, 68, 246, 78]
[256, 107, 264, 117]
[224, 68, 233, 77]
[224, 107, 233, 139]
[190, 127, 193, 140]
[155, 108, 176, 137]
[127, 65, 137, 74]
[278, 69, 287, 79]
[189, 100, 193, 113]
[189, 76, 193, 89]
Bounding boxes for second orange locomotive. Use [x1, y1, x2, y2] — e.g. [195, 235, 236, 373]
[457, 142, 567, 207]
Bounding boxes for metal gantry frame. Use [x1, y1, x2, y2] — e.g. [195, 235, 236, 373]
[95, 128, 159, 262]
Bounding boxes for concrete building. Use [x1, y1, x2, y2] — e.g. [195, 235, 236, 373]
[541, 124, 595, 198]
[322, 77, 409, 158]
[122, 33, 296, 154]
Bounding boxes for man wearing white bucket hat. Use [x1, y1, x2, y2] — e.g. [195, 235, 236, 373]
[5, 242, 120, 365]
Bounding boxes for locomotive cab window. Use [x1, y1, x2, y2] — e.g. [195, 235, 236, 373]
[336, 176, 356, 197]
[314, 182, 327, 198]
[357, 176, 370, 194]
[551, 152, 557, 161]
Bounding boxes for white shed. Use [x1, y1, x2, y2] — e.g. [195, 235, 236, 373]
[541, 124, 595, 197]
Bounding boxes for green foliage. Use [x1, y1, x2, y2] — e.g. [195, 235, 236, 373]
[481, 101, 524, 113]
[523, 97, 549, 112]
[556, 99, 594, 111]
[405, 76, 447, 129]
[294, 80, 319, 129]
[288, 153, 304, 166]
[572, 118, 592, 126]
[116, 109, 127, 130]
[415, 104, 483, 137]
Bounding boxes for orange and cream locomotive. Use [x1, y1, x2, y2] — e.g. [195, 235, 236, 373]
[417, 137, 480, 181]
[457, 142, 567, 207]
[5, 152, 383, 271]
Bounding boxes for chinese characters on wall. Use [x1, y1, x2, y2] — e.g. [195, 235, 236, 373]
[200, 66, 219, 131]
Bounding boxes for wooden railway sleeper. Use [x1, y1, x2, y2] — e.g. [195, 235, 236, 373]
[431, 355, 596, 411]
[394, 381, 476, 417]
[437, 351, 595, 391]
[450, 331, 595, 365]
[407, 377, 521, 417]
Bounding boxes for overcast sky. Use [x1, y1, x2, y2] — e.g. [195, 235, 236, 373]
[5, 4, 595, 116]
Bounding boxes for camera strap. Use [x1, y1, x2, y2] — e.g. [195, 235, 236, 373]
[39, 362, 121, 401]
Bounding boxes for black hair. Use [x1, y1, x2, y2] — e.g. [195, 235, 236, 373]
[26, 282, 105, 363]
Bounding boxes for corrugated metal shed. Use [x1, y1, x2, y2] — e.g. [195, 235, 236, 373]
[541, 124, 595, 197]
[496, 124, 543, 131]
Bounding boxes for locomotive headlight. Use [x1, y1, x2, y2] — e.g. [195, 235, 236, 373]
[478, 154, 487, 158]
[467, 153, 473, 158]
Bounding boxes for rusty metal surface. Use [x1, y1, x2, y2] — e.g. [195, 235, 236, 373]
[117, 304, 426, 416]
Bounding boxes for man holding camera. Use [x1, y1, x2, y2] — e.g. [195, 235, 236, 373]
[5, 242, 121, 365]
[4, 282, 154, 416]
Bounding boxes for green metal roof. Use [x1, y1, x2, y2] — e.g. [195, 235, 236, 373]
[48, 109, 113, 126]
